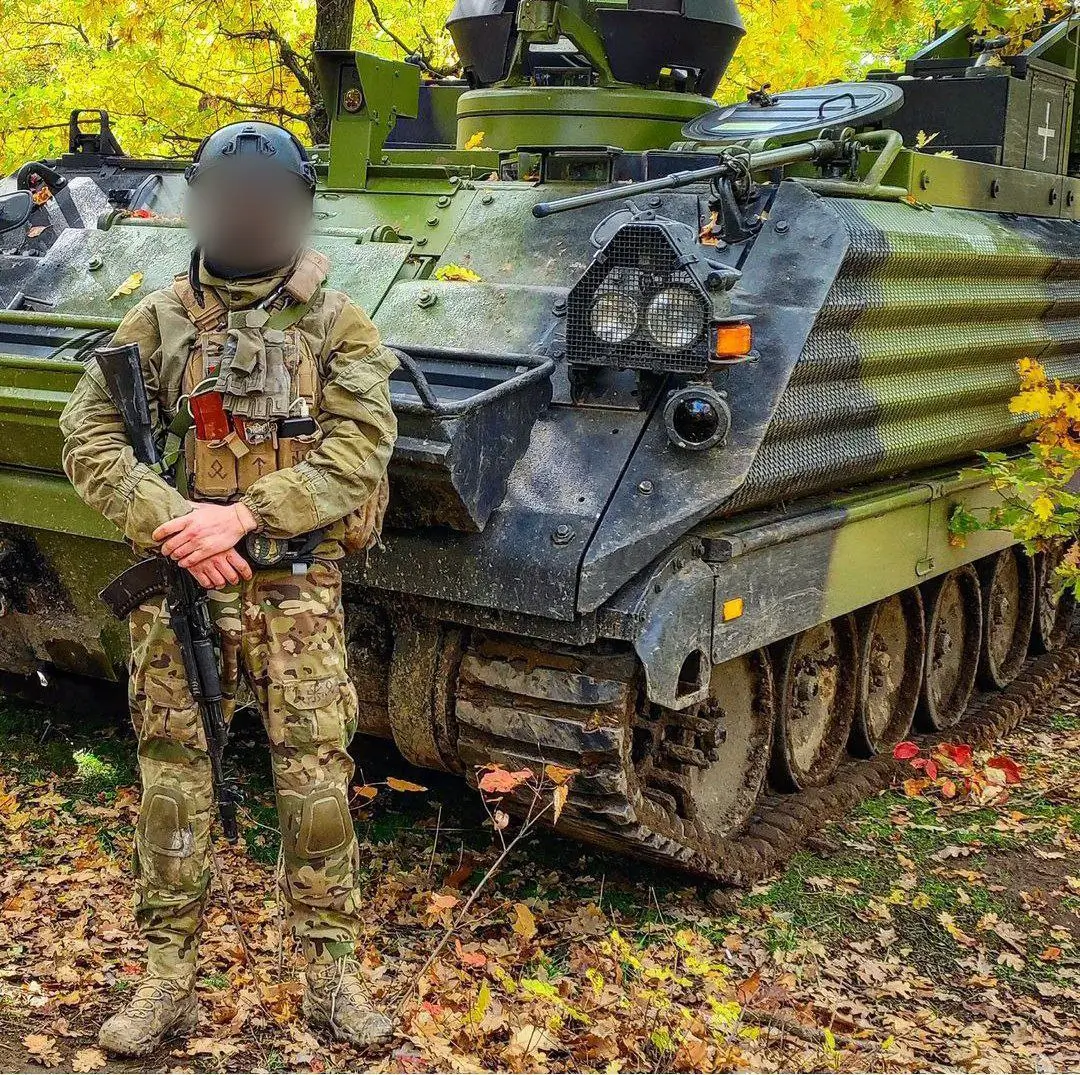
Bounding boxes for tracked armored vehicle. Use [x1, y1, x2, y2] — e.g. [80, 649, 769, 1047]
[1, 0, 1078, 878]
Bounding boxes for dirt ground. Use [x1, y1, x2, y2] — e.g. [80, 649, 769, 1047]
[1, 669, 1078, 1074]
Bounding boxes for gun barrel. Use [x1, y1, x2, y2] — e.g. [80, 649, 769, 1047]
[531, 139, 836, 218]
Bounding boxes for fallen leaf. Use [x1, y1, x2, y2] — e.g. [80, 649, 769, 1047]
[893, 741, 919, 760]
[987, 755, 1021, 784]
[353, 784, 379, 800]
[23, 1035, 61, 1067]
[456, 938, 487, 968]
[512, 902, 537, 940]
[510, 1023, 559, 1054]
[26, 224, 50, 238]
[71, 1047, 107, 1072]
[386, 777, 428, 793]
[433, 263, 482, 282]
[478, 766, 533, 795]
[427, 892, 459, 915]
[107, 271, 144, 301]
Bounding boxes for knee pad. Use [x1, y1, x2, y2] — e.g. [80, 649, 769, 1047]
[289, 784, 352, 859]
[140, 784, 194, 858]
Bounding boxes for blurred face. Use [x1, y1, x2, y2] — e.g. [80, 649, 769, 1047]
[186, 161, 313, 276]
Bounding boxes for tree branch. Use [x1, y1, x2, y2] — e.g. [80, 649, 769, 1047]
[157, 67, 309, 122]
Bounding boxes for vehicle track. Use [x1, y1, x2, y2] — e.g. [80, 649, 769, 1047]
[454, 628, 1080, 884]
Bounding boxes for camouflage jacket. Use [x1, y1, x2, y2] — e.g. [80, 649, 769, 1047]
[60, 253, 398, 556]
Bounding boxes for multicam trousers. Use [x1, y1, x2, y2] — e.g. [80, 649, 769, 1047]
[127, 561, 361, 980]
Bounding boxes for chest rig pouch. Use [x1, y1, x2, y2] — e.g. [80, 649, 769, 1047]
[173, 252, 328, 504]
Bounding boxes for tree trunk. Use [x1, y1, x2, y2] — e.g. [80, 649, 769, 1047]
[315, 0, 356, 52]
[306, 0, 356, 142]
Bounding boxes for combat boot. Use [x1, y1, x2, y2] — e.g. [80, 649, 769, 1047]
[98, 975, 198, 1057]
[303, 960, 393, 1049]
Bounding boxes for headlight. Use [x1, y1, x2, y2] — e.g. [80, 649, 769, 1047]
[644, 286, 706, 353]
[589, 290, 639, 344]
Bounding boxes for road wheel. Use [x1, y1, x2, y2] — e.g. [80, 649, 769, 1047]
[850, 590, 925, 757]
[978, 548, 1035, 690]
[918, 566, 982, 731]
[770, 616, 858, 790]
[1032, 546, 1077, 654]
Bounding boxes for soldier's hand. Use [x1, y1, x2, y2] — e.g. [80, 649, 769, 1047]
[187, 549, 253, 589]
[154, 503, 258, 565]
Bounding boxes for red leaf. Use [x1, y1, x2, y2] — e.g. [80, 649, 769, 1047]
[893, 741, 919, 760]
[940, 777, 958, 799]
[939, 742, 973, 768]
[987, 756, 1021, 784]
[925, 759, 938, 780]
[455, 939, 487, 967]
[477, 765, 533, 795]
[129, 208, 153, 218]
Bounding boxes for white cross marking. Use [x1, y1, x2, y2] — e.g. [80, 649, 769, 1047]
[1038, 101, 1057, 161]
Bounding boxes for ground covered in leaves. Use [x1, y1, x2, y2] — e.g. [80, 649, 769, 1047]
[2, 673, 1079, 1074]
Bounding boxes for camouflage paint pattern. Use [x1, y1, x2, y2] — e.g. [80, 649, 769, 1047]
[128, 561, 360, 977]
[725, 197, 1080, 516]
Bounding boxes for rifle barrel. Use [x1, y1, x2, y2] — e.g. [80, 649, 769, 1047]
[531, 139, 835, 218]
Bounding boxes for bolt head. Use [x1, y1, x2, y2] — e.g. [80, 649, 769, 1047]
[551, 524, 575, 546]
[774, 220, 789, 234]
[638, 480, 654, 495]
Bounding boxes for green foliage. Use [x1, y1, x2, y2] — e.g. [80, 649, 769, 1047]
[948, 358, 1080, 598]
[1, 1, 1067, 172]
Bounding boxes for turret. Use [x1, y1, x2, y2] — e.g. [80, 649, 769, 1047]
[446, 0, 744, 150]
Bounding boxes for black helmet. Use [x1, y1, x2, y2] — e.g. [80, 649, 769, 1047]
[185, 121, 316, 192]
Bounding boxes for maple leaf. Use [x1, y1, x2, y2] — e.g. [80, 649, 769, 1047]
[386, 777, 428, 792]
[463, 130, 486, 150]
[893, 741, 919, 760]
[71, 1047, 107, 1072]
[477, 765, 533, 795]
[23, 1034, 61, 1067]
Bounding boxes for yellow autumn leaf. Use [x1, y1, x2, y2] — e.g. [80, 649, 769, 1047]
[543, 763, 577, 786]
[512, 901, 537, 939]
[107, 271, 144, 301]
[468, 979, 491, 1026]
[434, 263, 482, 282]
[464, 130, 486, 150]
[552, 783, 568, 823]
[354, 784, 379, 800]
[1031, 494, 1055, 522]
[386, 777, 427, 792]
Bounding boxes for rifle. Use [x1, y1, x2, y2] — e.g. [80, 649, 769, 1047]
[95, 342, 238, 841]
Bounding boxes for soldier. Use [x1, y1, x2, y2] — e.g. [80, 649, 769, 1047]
[59, 121, 398, 1057]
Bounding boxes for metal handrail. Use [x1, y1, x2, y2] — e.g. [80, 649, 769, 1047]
[386, 343, 555, 416]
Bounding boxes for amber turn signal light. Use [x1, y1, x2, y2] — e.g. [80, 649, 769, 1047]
[713, 322, 752, 359]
